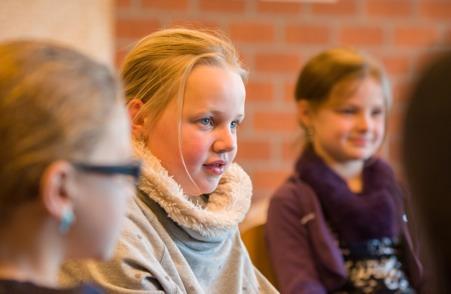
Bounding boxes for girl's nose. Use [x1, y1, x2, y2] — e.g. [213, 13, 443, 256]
[357, 113, 371, 131]
[213, 127, 236, 153]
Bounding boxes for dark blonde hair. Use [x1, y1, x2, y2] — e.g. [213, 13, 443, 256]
[0, 40, 122, 217]
[295, 48, 391, 109]
[121, 28, 247, 130]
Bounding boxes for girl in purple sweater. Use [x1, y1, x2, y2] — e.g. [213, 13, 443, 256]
[266, 48, 422, 294]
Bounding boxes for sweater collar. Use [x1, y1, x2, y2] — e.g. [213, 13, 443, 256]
[295, 147, 400, 243]
[295, 146, 395, 195]
[133, 141, 252, 238]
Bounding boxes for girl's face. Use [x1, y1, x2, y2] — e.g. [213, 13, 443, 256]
[146, 64, 245, 196]
[302, 76, 386, 165]
[69, 104, 135, 260]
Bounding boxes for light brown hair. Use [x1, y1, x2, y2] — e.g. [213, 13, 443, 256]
[295, 47, 391, 109]
[0, 40, 122, 218]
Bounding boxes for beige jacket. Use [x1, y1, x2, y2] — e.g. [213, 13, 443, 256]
[61, 143, 278, 294]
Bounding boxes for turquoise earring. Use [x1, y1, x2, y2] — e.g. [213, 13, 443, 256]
[59, 208, 75, 234]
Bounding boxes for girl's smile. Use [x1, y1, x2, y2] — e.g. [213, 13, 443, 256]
[298, 75, 386, 182]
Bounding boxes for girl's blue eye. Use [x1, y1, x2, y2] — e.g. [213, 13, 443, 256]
[231, 120, 240, 129]
[199, 117, 213, 126]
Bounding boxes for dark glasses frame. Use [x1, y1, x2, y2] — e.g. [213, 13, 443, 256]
[72, 160, 142, 183]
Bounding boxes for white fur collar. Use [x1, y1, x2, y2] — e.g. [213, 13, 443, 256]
[133, 142, 252, 238]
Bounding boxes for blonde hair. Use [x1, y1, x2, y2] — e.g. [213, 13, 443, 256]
[0, 40, 122, 218]
[295, 47, 391, 109]
[121, 28, 247, 130]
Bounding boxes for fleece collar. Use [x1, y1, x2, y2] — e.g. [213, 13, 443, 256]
[133, 142, 252, 238]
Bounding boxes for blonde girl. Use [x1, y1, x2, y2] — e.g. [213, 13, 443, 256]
[62, 28, 277, 294]
[266, 48, 422, 293]
[0, 40, 138, 293]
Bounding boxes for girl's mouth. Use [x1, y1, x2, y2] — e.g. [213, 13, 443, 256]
[350, 137, 372, 147]
[203, 161, 226, 176]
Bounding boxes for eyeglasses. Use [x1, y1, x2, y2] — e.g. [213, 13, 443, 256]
[72, 160, 142, 183]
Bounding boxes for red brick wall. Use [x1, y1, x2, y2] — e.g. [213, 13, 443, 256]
[116, 0, 451, 221]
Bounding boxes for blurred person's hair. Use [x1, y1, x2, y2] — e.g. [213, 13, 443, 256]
[294, 47, 391, 108]
[0, 40, 122, 222]
[403, 50, 451, 294]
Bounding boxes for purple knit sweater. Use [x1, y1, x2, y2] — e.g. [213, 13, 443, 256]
[296, 147, 400, 244]
[266, 148, 423, 294]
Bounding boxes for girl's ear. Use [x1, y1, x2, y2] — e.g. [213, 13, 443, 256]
[127, 98, 145, 139]
[297, 100, 313, 128]
[39, 161, 74, 221]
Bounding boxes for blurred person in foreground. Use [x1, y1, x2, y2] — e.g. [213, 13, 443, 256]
[0, 40, 139, 293]
[403, 50, 451, 294]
